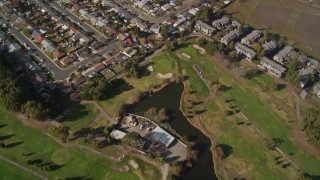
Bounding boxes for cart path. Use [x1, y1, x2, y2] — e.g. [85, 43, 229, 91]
[0, 154, 47, 180]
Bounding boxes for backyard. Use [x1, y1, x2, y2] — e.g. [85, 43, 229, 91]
[224, 0, 320, 58]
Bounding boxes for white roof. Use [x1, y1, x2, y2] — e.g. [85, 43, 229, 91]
[151, 126, 175, 147]
[110, 129, 126, 140]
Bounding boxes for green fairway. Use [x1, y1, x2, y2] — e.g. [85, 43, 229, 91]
[60, 104, 99, 131]
[0, 159, 37, 180]
[0, 103, 161, 179]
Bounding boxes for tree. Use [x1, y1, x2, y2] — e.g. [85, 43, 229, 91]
[205, 41, 218, 55]
[197, 38, 208, 47]
[22, 100, 49, 120]
[160, 25, 169, 39]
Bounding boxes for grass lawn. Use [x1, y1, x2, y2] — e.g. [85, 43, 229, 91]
[0, 103, 161, 179]
[224, 0, 320, 58]
[60, 104, 99, 131]
[0, 159, 37, 180]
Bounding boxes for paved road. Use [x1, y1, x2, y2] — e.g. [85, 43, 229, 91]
[116, 0, 198, 24]
[50, 1, 108, 44]
[0, 155, 47, 180]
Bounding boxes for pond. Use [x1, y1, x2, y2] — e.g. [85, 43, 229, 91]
[130, 83, 217, 180]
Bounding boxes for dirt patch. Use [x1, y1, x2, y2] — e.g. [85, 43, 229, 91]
[292, 126, 320, 156]
[156, 73, 173, 79]
[129, 160, 139, 169]
[193, 44, 206, 54]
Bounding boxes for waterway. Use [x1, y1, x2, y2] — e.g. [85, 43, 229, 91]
[131, 83, 217, 180]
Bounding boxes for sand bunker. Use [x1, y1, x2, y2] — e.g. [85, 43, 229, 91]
[147, 65, 154, 72]
[129, 160, 139, 169]
[181, 53, 191, 59]
[121, 165, 129, 172]
[156, 73, 173, 79]
[193, 44, 205, 54]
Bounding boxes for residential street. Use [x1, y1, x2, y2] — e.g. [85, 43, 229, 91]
[49, 1, 109, 44]
[0, 14, 118, 80]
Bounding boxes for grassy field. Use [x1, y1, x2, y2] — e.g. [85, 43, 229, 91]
[224, 0, 320, 58]
[60, 104, 99, 131]
[0, 104, 161, 179]
[0, 160, 37, 180]
[110, 39, 320, 179]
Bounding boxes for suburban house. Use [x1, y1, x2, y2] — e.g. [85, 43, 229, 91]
[35, 34, 45, 42]
[82, 67, 96, 77]
[313, 82, 320, 98]
[122, 47, 137, 58]
[137, 22, 148, 31]
[60, 56, 75, 65]
[53, 49, 66, 60]
[41, 39, 57, 53]
[161, 3, 172, 11]
[75, 47, 89, 58]
[221, 29, 240, 45]
[232, 20, 241, 29]
[273, 46, 294, 65]
[89, 41, 100, 51]
[235, 43, 257, 61]
[150, 24, 160, 34]
[72, 75, 86, 86]
[93, 63, 106, 72]
[211, 17, 230, 29]
[241, 30, 262, 46]
[194, 20, 216, 36]
[7, 41, 21, 53]
[299, 67, 316, 88]
[298, 55, 320, 71]
[259, 57, 287, 78]
[262, 40, 278, 53]
[79, 36, 93, 44]
[71, 32, 83, 42]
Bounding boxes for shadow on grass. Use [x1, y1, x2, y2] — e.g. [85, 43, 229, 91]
[0, 134, 15, 141]
[216, 144, 233, 158]
[0, 124, 7, 129]
[65, 176, 93, 180]
[102, 79, 134, 100]
[60, 105, 90, 123]
[5, 141, 23, 148]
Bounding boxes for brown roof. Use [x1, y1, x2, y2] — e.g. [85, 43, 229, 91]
[117, 33, 126, 40]
[72, 75, 86, 85]
[60, 56, 74, 65]
[53, 49, 65, 59]
[93, 63, 105, 72]
[70, 26, 78, 33]
[35, 34, 45, 42]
